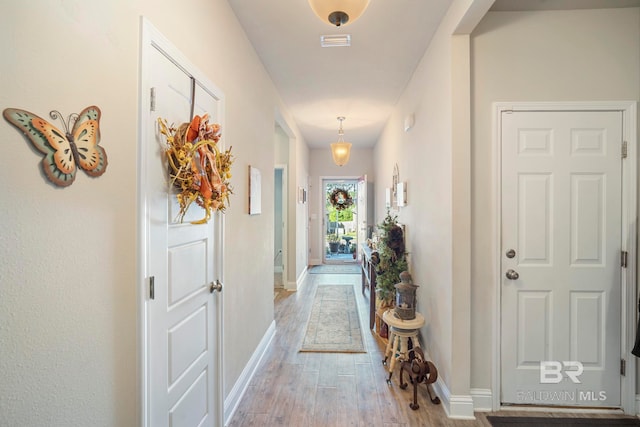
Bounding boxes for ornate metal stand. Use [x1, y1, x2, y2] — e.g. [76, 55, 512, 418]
[398, 347, 441, 410]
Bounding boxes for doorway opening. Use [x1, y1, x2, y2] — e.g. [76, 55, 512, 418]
[274, 165, 286, 289]
[323, 179, 358, 264]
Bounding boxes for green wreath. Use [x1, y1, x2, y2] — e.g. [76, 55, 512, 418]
[328, 188, 353, 211]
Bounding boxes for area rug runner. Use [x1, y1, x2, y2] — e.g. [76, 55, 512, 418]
[487, 416, 640, 427]
[309, 264, 361, 274]
[300, 285, 365, 353]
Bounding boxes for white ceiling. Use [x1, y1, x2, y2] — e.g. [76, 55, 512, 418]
[227, 0, 640, 148]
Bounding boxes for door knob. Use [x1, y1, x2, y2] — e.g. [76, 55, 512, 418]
[210, 280, 223, 293]
[505, 269, 519, 280]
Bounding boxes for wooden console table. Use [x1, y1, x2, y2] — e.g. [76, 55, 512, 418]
[361, 244, 378, 329]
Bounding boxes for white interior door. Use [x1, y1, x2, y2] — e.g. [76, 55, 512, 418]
[142, 36, 223, 427]
[501, 110, 623, 407]
[357, 175, 367, 262]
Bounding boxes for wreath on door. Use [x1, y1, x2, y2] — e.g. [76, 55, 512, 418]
[158, 114, 234, 224]
[328, 188, 353, 211]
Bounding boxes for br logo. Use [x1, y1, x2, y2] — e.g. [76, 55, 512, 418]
[539, 361, 583, 384]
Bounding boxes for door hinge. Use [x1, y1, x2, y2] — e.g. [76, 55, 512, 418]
[621, 358, 626, 376]
[622, 251, 628, 268]
[149, 276, 155, 300]
[622, 140, 628, 159]
[150, 87, 156, 112]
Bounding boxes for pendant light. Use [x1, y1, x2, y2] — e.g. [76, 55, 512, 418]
[308, 0, 370, 27]
[330, 117, 352, 167]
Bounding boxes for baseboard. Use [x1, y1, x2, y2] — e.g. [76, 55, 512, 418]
[432, 378, 476, 420]
[470, 388, 493, 412]
[636, 394, 640, 415]
[294, 266, 308, 291]
[224, 320, 276, 425]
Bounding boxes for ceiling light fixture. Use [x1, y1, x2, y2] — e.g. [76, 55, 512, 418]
[308, 0, 370, 27]
[330, 117, 352, 167]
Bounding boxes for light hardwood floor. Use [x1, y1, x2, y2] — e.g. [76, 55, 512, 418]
[227, 272, 634, 426]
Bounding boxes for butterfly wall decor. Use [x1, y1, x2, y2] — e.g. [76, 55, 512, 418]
[3, 106, 108, 187]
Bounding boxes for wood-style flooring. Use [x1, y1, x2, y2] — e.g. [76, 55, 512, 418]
[227, 272, 634, 426]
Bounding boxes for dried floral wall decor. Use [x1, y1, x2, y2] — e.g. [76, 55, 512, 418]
[158, 114, 233, 224]
[3, 106, 108, 187]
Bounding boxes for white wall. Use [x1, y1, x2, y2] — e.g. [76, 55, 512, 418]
[308, 147, 374, 264]
[374, 3, 640, 415]
[294, 139, 310, 282]
[0, 1, 308, 425]
[373, 23, 456, 393]
[470, 7, 640, 393]
[372, 0, 491, 417]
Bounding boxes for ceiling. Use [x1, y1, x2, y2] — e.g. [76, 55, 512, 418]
[227, 0, 640, 149]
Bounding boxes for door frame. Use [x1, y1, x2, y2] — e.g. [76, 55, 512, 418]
[137, 17, 225, 427]
[320, 176, 359, 264]
[274, 164, 288, 288]
[491, 101, 637, 414]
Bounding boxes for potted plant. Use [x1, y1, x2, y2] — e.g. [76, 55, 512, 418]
[328, 233, 340, 254]
[375, 211, 408, 306]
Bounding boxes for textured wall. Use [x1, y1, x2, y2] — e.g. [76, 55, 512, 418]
[0, 0, 306, 425]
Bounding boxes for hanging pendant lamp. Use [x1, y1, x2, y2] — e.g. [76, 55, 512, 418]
[330, 117, 352, 167]
[308, 0, 370, 27]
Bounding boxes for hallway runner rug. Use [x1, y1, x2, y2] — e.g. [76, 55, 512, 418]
[300, 285, 365, 353]
[309, 264, 361, 274]
[487, 416, 640, 427]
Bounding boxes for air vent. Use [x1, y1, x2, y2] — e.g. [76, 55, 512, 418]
[320, 34, 351, 48]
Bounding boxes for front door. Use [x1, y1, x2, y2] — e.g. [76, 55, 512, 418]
[501, 110, 623, 407]
[141, 24, 223, 427]
[323, 180, 357, 264]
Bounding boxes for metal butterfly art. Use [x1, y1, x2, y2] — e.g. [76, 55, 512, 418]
[3, 106, 108, 187]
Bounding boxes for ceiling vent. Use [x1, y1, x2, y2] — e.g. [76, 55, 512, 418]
[320, 34, 351, 48]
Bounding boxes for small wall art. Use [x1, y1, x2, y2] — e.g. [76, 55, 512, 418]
[3, 106, 108, 187]
[397, 181, 407, 207]
[392, 163, 400, 209]
[249, 165, 262, 215]
[298, 187, 307, 204]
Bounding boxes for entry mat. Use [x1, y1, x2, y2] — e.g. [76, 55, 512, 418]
[308, 264, 361, 274]
[487, 416, 640, 427]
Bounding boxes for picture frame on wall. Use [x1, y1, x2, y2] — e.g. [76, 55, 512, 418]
[298, 186, 307, 204]
[249, 165, 262, 215]
[396, 181, 407, 207]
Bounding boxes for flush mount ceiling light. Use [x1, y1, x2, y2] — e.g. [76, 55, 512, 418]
[330, 116, 352, 167]
[308, 0, 370, 27]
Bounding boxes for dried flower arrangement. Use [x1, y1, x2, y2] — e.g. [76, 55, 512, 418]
[158, 114, 233, 224]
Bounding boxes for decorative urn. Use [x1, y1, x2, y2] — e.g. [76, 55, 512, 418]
[394, 271, 418, 320]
